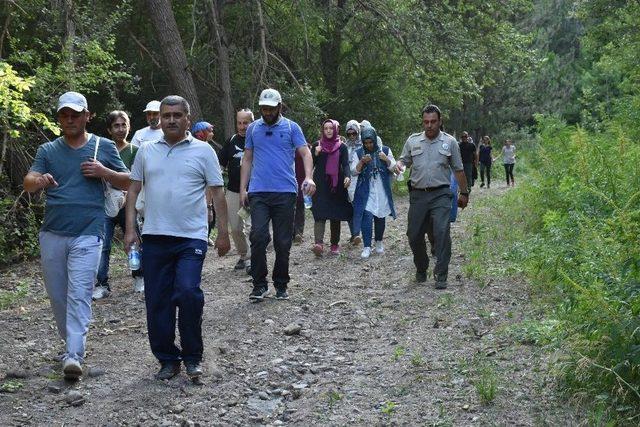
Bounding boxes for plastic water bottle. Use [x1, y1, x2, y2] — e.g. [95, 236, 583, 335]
[128, 243, 141, 270]
[396, 165, 406, 182]
[304, 194, 313, 209]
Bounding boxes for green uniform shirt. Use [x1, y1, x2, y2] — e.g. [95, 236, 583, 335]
[118, 143, 138, 170]
[399, 131, 463, 188]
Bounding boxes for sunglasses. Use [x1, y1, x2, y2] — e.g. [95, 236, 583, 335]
[347, 132, 357, 136]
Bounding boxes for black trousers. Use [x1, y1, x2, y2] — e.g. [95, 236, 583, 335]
[293, 194, 305, 237]
[249, 192, 296, 289]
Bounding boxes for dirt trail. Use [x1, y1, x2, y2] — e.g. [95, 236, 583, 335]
[0, 184, 579, 426]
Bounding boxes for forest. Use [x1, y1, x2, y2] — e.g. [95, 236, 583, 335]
[1, 0, 640, 423]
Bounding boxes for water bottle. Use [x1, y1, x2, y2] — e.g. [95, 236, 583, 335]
[128, 242, 141, 270]
[396, 165, 406, 182]
[304, 194, 313, 209]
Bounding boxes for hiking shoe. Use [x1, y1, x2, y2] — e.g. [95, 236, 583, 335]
[415, 271, 427, 283]
[312, 243, 324, 257]
[330, 244, 340, 255]
[249, 285, 269, 302]
[63, 358, 83, 381]
[275, 288, 290, 300]
[350, 235, 362, 246]
[435, 280, 448, 289]
[155, 362, 180, 380]
[245, 262, 252, 275]
[133, 277, 145, 293]
[374, 241, 385, 255]
[480, 182, 485, 188]
[184, 361, 203, 379]
[293, 234, 303, 244]
[234, 258, 247, 270]
[361, 247, 371, 259]
[92, 285, 110, 301]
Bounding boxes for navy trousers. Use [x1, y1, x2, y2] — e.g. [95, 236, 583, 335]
[142, 235, 207, 363]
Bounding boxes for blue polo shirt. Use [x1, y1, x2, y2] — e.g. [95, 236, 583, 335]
[245, 116, 307, 194]
[30, 134, 128, 238]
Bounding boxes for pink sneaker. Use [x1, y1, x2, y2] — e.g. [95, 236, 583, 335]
[330, 244, 340, 255]
[312, 243, 324, 257]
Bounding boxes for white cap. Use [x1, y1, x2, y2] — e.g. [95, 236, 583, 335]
[143, 100, 161, 112]
[57, 91, 88, 112]
[258, 89, 282, 107]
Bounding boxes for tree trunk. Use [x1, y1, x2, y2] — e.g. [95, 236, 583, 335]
[205, 0, 235, 140]
[146, 0, 202, 120]
[318, 0, 348, 97]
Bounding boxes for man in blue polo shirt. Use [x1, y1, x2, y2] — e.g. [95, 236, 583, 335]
[124, 95, 230, 381]
[239, 88, 315, 302]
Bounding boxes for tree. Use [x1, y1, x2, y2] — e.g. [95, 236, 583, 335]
[146, 0, 202, 119]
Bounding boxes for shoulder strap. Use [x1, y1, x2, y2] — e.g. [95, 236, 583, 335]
[92, 135, 100, 160]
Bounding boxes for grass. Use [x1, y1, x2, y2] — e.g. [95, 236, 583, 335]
[380, 401, 397, 415]
[391, 345, 406, 361]
[327, 390, 342, 408]
[474, 364, 498, 404]
[0, 280, 29, 310]
[410, 352, 425, 367]
[0, 380, 24, 393]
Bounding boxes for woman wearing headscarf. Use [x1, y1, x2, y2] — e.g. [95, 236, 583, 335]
[344, 119, 362, 245]
[351, 125, 397, 259]
[310, 119, 353, 256]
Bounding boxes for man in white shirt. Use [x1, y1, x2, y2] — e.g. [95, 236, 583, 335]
[131, 100, 163, 147]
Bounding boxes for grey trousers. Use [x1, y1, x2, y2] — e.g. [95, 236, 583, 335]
[39, 231, 102, 362]
[406, 188, 452, 281]
[225, 190, 251, 260]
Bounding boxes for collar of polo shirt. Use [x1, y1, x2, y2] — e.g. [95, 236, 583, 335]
[259, 115, 284, 126]
[158, 131, 194, 146]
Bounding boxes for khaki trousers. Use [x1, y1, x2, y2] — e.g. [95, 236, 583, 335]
[226, 190, 250, 260]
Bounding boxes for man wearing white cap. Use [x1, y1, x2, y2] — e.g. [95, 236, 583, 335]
[131, 100, 163, 147]
[239, 88, 316, 302]
[23, 91, 130, 380]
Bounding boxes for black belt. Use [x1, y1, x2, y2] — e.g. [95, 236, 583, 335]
[411, 184, 449, 192]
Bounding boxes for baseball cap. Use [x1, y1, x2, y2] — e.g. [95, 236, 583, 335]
[143, 100, 161, 112]
[258, 89, 282, 107]
[57, 91, 88, 112]
[192, 121, 213, 134]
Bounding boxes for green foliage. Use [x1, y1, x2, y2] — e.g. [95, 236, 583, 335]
[0, 380, 24, 393]
[474, 363, 498, 404]
[0, 197, 41, 267]
[380, 401, 397, 415]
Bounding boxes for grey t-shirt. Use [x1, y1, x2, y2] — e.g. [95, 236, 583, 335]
[130, 134, 224, 242]
[30, 134, 128, 237]
[399, 131, 463, 188]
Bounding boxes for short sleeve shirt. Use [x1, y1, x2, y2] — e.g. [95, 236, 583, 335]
[459, 140, 477, 164]
[130, 134, 223, 242]
[218, 134, 245, 193]
[399, 131, 463, 188]
[245, 116, 307, 193]
[130, 126, 163, 147]
[30, 134, 128, 237]
[502, 145, 516, 164]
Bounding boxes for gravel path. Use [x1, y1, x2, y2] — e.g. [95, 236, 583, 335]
[0, 184, 580, 426]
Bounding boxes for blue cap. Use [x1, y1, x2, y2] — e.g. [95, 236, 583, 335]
[191, 121, 213, 134]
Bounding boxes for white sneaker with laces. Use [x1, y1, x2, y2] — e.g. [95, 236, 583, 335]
[375, 240, 385, 254]
[63, 358, 83, 380]
[134, 277, 145, 293]
[92, 286, 110, 300]
[361, 247, 371, 259]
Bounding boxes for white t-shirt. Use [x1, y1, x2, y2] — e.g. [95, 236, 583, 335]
[131, 126, 163, 147]
[502, 145, 516, 164]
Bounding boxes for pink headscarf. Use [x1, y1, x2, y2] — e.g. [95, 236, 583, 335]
[320, 119, 341, 192]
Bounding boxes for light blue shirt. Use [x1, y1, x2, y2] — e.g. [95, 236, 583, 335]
[30, 134, 127, 238]
[245, 116, 307, 193]
[130, 133, 223, 242]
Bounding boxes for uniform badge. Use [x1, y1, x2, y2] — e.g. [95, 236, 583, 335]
[442, 143, 449, 150]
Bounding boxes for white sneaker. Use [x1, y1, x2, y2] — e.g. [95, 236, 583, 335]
[361, 247, 371, 259]
[63, 358, 83, 380]
[134, 277, 145, 293]
[375, 241, 385, 254]
[92, 286, 110, 300]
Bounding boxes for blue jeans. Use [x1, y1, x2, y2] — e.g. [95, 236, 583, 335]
[142, 235, 207, 363]
[39, 231, 103, 362]
[361, 210, 386, 248]
[97, 209, 142, 290]
[249, 192, 296, 289]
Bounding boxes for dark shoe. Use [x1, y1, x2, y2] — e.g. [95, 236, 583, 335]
[155, 362, 180, 380]
[249, 285, 269, 302]
[435, 280, 448, 289]
[184, 361, 203, 379]
[234, 258, 246, 270]
[415, 271, 427, 283]
[480, 182, 485, 188]
[350, 235, 362, 246]
[275, 288, 289, 300]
